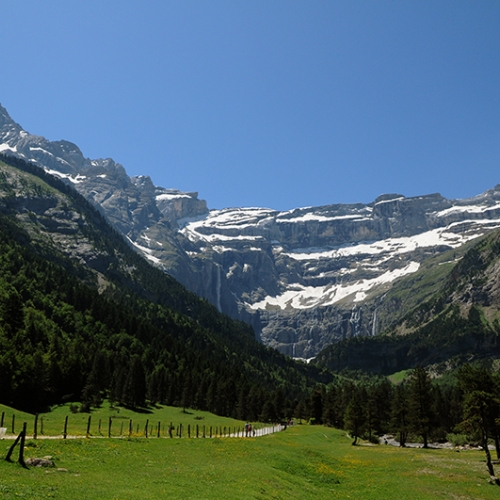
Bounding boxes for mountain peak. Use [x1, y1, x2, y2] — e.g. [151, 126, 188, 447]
[2, 102, 500, 359]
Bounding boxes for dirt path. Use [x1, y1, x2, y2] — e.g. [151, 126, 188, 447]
[0, 424, 287, 441]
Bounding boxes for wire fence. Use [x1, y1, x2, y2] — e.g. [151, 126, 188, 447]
[0, 410, 287, 440]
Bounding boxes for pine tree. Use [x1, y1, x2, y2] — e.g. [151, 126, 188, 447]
[407, 367, 433, 448]
[322, 384, 338, 427]
[122, 356, 147, 408]
[309, 386, 324, 424]
[459, 390, 500, 485]
[344, 388, 366, 446]
[390, 384, 409, 447]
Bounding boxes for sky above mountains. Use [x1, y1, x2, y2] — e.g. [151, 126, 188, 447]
[2, 1, 499, 211]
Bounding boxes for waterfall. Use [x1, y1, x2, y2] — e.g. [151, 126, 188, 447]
[372, 309, 377, 336]
[216, 265, 222, 312]
[349, 306, 361, 336]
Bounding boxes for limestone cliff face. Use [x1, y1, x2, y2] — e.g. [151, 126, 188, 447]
[0, 161, 116, 280]
[2, 102, 500, 357]
[0, 104, 233, 318]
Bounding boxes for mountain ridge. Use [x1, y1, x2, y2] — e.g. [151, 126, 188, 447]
[2, 102, 500, 358]
[0, 152, 329, 413]
[314, 227, 500, 374]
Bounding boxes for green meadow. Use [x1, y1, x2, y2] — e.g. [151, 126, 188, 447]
[0, 402, 260, 439]
[0, 404, 498, 499]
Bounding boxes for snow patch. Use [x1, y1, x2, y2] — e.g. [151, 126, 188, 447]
[436, 203, 500, 217]
[249, 262, 420, 311]
[0, 143, 17, 153]
[284, 221, 500, 262]
[43, 168, 86, 184]
[277, 213, 369, 223]
[127, 237, 161, 264]
[29, 146, 54, 156]
[156, 192, 192, 201]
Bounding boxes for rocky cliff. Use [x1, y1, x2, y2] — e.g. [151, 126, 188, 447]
[2, 102, 500, 357]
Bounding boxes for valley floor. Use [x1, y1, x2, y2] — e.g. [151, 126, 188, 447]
[1, 425, 498, 499]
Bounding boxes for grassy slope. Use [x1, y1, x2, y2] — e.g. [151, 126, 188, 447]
[0, 402, 263, 438]
[0, 424, 496, 499]
[374, 238, 480, 336]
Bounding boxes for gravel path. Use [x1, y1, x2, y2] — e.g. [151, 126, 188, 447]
[0, 424, 287, 441]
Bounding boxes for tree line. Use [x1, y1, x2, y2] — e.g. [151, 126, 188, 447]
[304, 364, 500, 482]
[0, 208, 326, 419]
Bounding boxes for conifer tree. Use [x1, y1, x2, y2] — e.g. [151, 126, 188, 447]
[309, 386, 324, 424]
[391, 384, 409, 447]
[407, 367, 433, 448]
[344, 388, 366, 445]
[122, 356, 146, 408]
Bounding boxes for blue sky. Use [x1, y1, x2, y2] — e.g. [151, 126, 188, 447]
[2, 1, 499, 210]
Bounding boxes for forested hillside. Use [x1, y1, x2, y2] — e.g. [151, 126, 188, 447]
[315, 229, 500, 374]
[0, 154, 330, 415]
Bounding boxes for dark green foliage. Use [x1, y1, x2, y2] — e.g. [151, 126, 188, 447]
[344, 387, 366, 445]
[315, 301, 500, 374]
[457, 369, 500, 484]
[315, 227, 500, 376]
[407, 367, 434, 448]
[0, 155, 329, 417]
[390, 384, 409, 446]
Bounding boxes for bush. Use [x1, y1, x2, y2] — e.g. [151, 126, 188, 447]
[446, 433, 469, 447]
[69, 404, 79, 414]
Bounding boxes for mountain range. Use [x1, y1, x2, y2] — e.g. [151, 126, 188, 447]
[0, 151, 329, 413]
[1, 102, 500, 361]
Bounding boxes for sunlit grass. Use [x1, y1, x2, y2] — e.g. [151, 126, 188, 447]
[1, 422, 498, 499]
[0, 402, 265, 438]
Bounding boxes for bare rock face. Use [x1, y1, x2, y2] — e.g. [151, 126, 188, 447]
[177, 191, 500, 356]
[2, 102, 500, 357]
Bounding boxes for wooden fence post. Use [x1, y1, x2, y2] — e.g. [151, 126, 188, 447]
[108, 417, 112, 438]
[63, 415, 68, 439]
[0, 411, 4, 428]
[33, 414, 38, 439]
[129, 419, 133, 437]
[5, 430, 22, 462]
[98, 419, 102, 435]
[210, 426, 212, 438]
[169, 422, 173, 438]
[86, 415, 91, 438]
[18, 423, 27, 468]
[157, 421, 161, 438]
[145, 419, 149, 438]
[196, 424, 199, 438]
[11, 414, 15, 434]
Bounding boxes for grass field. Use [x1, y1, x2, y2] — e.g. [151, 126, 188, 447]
[1, 406, 498, 499]
[0, 402, 267, 438]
